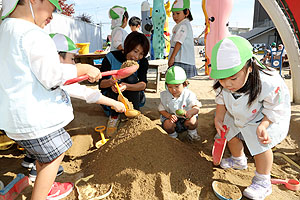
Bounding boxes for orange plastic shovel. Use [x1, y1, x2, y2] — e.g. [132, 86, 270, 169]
[64, 64, 139, 85]
[212, 125, 228, 166]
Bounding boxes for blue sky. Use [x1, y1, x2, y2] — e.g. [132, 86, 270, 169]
[66, 0, 255, 38]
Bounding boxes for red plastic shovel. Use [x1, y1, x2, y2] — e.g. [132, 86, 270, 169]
[64, 64, 139, 85]
[271, 178, 300, 191]
[212, 125, 228, 166]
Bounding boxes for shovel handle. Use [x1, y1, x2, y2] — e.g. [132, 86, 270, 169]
[64, 70, 120, 85]
[220, 125, 227, 138]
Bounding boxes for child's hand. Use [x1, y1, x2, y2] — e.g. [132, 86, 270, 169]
[214, 119, 227, 136]
[87, 66, 101, 83]
[256, 125, 271, 144]
[168, 57, 175, 67]
[185, 108, 199, 119]
[118, 83, 127, 92]
[112, 101, 126, 113]
[169, 114, 178, 123]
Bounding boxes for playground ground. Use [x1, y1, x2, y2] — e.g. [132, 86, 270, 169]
[0, 57, 299, 199]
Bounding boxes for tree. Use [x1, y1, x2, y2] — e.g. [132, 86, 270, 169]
[76, 13, 93, 24]
[58, 0, 75, 16]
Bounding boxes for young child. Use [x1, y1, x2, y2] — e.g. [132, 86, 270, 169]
[129, 16, 141, 32]
[158, 66, 202, 141]
[50, 33, 126, 111]
[22, 33, 126, 182]
[0, 1, 101, 199]
[109, 5, 129, 51]
[210, 36, 291, 199]
[168, 0, 197, 78]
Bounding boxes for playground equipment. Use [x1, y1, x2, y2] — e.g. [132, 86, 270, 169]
[141, 1, 152, 44]
[163, 1, 171, 58]
[259, 0, 300, 103]
[270, 46, 285, 75]
[152, 0, 166, 59]
[205, 0, 233, 60]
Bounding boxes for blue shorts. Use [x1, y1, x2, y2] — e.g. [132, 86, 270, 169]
[16, 128, 72, 163]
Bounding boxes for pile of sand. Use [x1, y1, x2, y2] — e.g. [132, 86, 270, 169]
[65, 114, 300, 200]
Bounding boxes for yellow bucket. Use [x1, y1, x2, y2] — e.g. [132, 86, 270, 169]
[76, 43, 90, 54]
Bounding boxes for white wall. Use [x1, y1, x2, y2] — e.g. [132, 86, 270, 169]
[44, 13, 102, 53]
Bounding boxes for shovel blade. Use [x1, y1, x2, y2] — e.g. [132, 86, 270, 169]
[212, 138, 227, 165]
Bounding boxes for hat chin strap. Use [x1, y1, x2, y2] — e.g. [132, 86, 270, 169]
[29, 1, 36, 24]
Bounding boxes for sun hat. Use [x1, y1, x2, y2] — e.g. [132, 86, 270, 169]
[1, 0, 62, 20]
[109, 5, 127, 29]
[166, 66, 187, 84]
[49, 33, 79, 54]
[210, 36, 254, 79]
[171, 0, 190, 12]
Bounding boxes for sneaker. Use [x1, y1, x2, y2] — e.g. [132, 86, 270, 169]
[29, 165, 64, 182]
[187, 130, 201, 141]
[220, 156, 248, 170]
[21, 156, 36, 169]
[106, 115, 120, 137]
[46, 182, 73, 200]
[243, 175, 272, 200]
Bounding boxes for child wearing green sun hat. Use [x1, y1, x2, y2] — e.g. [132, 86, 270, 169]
[168, 0, 197, 79]
[158, 66, 202, 141]
[211, 35, 291, 199]
[0, 1, 102, 199]
[109, 5, 129, 51]
[50, 33, 125, 110]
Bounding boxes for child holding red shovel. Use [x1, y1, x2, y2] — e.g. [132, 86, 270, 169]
[0, 1, 102, 199]
[211, 36, 291, 199]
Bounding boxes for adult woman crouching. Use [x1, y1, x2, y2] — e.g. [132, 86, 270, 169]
[99, 31, 150, 135]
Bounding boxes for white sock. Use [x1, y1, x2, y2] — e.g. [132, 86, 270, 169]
[188, 129, 197, 136]
[169, 132, 178, 138]
[232, 154, 246, 160]
[255, 171, 271, 180]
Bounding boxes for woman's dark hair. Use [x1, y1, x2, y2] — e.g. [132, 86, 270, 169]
[213, 57, 272, 106]
[124, 31, 150, 57]
[129, 16, 141, 27]
[183, 9, 193, 21]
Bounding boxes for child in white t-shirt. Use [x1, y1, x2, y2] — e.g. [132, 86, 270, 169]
[159, 66, 202, 141]
[109, 5, 129, 51]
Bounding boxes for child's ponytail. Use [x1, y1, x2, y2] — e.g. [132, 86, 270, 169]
[183, 9, 193, 21]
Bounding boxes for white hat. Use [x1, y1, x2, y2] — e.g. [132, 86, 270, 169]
[49, 33, 80, 54]
[109, 5, 127, 29]
[1, 0, 18, 19]
[171, 0, 190, 12]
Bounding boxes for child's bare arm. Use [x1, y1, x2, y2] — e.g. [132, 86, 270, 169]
[96, 95, 125, 113]
[75, 63, 101, 83]
[214, 104, 227, 135]
[256, 116, 272, 144]
[186, 106, 200, 118]
[168, 42, 182, 67]
[159, 110, 177, 123]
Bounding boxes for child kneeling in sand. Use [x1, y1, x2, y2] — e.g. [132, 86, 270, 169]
[158, 66, 202, 141]
[211, 36, 291, 199]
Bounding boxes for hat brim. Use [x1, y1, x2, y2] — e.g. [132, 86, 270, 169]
[1, 0, 18, 19]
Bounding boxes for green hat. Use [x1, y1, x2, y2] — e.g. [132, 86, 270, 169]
[166, 66, 187, 84]
[1, 0, 62, 20]
[171, 0, 190, 12]
[109, 6, 127, 20]
[49, 0, 62, 12]
[210, 36, 253, 79]
[271, 42, 276, 46]
[49, 33, 79, 54]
